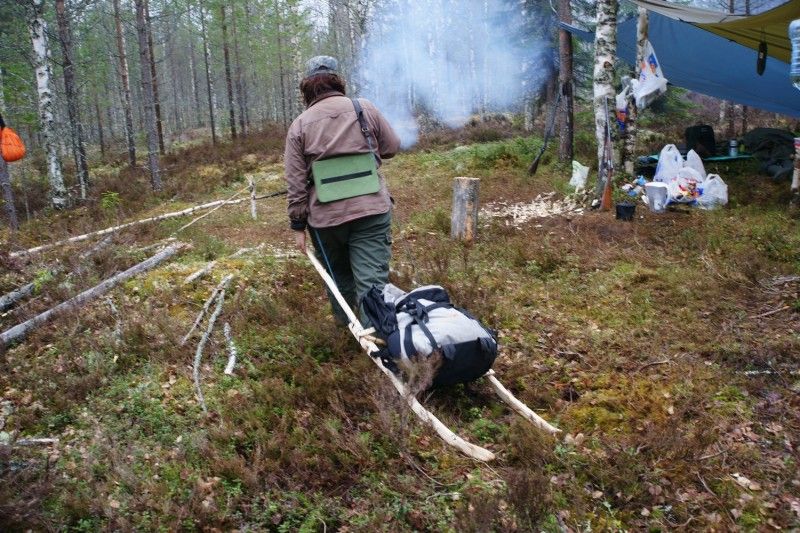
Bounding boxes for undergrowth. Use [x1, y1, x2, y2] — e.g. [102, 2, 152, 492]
[1, 125, 799, 531]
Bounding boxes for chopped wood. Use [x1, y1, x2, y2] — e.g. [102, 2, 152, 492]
[1, 243, 186, 351]
[0, 282, 34, 312]
[307, 248, 495, 461]
[193, 279, 229, 412]
[181, 274, 234, 346]
[223, 322, 237, 375]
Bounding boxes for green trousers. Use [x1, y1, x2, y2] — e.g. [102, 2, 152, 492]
[309, 211, 392, 326]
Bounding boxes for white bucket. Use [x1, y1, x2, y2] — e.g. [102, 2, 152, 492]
[644, 182, 668, 212]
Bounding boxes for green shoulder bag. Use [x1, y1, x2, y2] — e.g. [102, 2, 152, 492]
[311, 98, 381, 203]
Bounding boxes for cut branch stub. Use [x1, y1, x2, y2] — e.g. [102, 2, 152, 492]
[451, 177, 480, 243]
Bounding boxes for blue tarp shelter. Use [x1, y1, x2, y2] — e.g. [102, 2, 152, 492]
[563, 0, 800, 117]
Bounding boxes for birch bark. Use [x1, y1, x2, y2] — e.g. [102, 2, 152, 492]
[135, 0, 163, 191]
[623, 7, 648, 175]
[27, 0, 68, 209]
[592, 0, 618, 179]
[55, 0, 90, 200]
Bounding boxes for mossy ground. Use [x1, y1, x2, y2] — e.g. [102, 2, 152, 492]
[1, 124, 798, 531]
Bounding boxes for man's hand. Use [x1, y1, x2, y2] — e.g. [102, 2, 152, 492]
[293, 230, 306, 253]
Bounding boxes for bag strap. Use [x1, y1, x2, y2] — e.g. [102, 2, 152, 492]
[351, 98, 378, 161]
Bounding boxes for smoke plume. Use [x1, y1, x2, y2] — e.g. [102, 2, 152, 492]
[357, 0, 552, 147]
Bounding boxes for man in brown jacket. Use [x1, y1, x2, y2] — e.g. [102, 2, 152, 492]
[284, 56, 401, 325]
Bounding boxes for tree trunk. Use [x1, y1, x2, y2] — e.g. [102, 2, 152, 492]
[230, 3, 247, 136]
[55, 0, 89, 200]
[592, 0, 618, 188]
[0, 79, 18, 230]
[27, 0, 68, 209]
[623, 7, 648, 175]
[188, 13, 202, 128]
[145, 0, 166, 154]
[113, 0, 137, 167]
[94, 95, 106, 161]
[220, 4, 237, 139]
[557, 0, 574, 163]
[135, 0, 163, 191]
[199, 0, 217, 145]
[274, 2, 289, 128]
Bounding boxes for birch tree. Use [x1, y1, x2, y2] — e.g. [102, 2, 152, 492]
[55, 0, 90, 199]
[135, 0, 163, 191]
[592, 0, 618, 180]
[27, 0, 68, 209]
[622, 7, 648, 175]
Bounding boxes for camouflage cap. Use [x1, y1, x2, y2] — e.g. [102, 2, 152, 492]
[305, 55, 339, 78]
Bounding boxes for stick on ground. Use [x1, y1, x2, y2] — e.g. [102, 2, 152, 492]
[193, 281, 229, 412]
[181, 274, 234, 346]
[1, 243, 186, 351]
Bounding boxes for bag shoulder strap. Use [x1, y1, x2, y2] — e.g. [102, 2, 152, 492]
[351, 98, 378, 158]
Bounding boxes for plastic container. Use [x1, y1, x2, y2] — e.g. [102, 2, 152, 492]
[615, 202, 636, 221]
[729, 139, 738, 157]
[644, 182, 668, 213]
[791, 19, 800, 90]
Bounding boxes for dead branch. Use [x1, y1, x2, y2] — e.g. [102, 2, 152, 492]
[174, 186, 248, 234]
[0, 282, 34, 312]
[248, 177, 257, 220]
[749, 305, 791, 319]
[1, 243, 186, 351]
[193, 279, 229, 412]
[181, 274, 234, 346]
[223, 322, 237, 375]
[184, 260, 217, 285]
[484, 370, 560, 434]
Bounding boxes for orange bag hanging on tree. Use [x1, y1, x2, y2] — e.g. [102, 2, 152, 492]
[0, 114, 26, 163]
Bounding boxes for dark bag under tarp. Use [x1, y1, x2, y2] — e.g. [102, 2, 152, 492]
[362, 283, 498, 388]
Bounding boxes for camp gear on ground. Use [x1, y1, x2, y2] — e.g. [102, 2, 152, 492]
[644, 182, 669, 212]
[305, 55, 339, 78]
[311, 99, 381, 203]
[741, 128, 795, 181]
[696, 174, 728, 209]
[615, 202, 636, 221]
[362, 284, 498, 388]
[310, 211, 392, 327]
[0, 115, 26, 163]
[685, 125, 716, 157]
[570, 160, 589, 191]
[654, 144, 683, 183]
[284, 93, 400, 230]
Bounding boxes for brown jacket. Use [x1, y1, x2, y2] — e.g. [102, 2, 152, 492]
[284, 92, 401, 229]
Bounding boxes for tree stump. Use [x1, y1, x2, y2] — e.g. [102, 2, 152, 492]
[451, 177, 480, 243]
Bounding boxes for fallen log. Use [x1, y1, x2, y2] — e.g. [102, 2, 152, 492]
[306, 248, 495, 461]
[0, 282, 35, 312]
[193, 277, 230, 412]
[0, 243, 186, 351]
[9, 189, 286, 259]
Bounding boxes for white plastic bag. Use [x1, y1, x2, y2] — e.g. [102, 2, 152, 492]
[632, 40, 668, 109]
[667, 167, 703, 203]
[684, 150, 706, 180]
[697, 174, 728, 209]
[654, 144, 683, 183]
[570, 160, 589, 191]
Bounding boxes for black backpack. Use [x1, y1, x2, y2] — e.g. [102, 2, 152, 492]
[362, 284, 498, 388]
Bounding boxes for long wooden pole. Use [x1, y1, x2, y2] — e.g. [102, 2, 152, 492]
[305, 247, 495, 462]
[1, 243, 186, 351]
